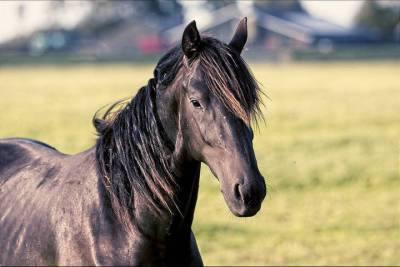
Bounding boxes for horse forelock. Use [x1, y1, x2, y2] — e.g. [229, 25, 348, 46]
[189, 37, 262, 125]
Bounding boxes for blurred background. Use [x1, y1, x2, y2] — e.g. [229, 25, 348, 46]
[0, 0, 399, 265]
[1, 0, 400, 62]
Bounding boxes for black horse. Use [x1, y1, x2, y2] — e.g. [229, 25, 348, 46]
[0, 18, 266, 266]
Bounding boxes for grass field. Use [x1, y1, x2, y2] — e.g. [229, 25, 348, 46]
[0, 62, 399, 265]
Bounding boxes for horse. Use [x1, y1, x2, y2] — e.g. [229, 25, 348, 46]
[0, 18, 266, 266]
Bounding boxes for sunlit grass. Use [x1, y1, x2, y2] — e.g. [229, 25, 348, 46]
[0, 62, 399, 265]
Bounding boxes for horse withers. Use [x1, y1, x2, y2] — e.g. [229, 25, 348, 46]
[0, 18, 266, 266]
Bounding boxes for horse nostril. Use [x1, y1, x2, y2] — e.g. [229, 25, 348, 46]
[234, 183, 250, 204]
[234, 183, 241, 200]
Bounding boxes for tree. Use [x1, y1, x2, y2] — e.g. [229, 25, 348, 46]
[253, 0, 303, 12]
[356, 1, 400, 41]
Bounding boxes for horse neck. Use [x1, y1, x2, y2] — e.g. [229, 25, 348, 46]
[167, 160, 201, 234]
[125, 83, 200, 236]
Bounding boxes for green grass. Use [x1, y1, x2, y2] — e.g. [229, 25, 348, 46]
[0, 62, 399, 265]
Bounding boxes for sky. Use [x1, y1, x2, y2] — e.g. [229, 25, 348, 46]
[0, 2, 91, 43]
[301, 0, 365, 28]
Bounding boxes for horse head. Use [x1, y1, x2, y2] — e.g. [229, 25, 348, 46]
[156, 18, 266, 217]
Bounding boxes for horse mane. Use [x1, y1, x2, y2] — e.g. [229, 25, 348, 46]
[93, 36, 261, 232]
[195, 37, 262, 124]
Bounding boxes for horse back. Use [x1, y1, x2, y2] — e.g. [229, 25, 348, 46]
[0, 138, 61, 183]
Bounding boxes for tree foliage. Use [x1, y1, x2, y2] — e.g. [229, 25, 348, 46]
[356, 1, 400, 41]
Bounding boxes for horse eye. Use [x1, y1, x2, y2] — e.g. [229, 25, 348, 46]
[190, 99, 202, 109]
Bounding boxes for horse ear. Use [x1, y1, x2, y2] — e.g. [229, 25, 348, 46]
[182, 20, 201, 59]
[229, 17, 248, 54]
